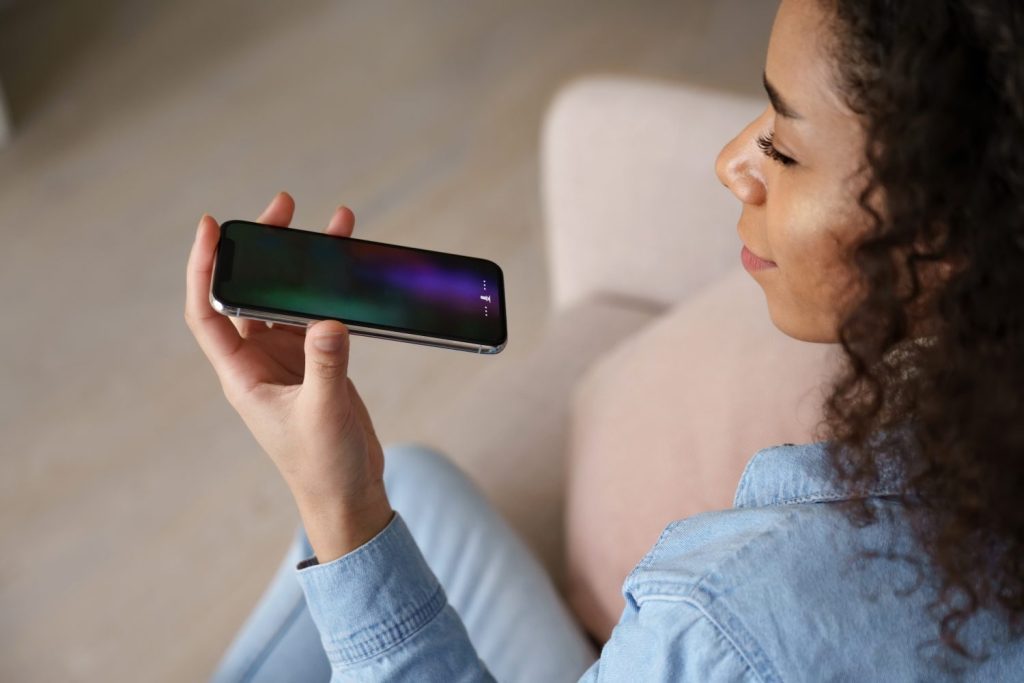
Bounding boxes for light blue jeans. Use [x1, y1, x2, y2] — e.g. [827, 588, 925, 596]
[210, 443, 599, 682]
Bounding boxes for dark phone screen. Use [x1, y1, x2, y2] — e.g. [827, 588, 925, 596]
[212, 221, 507, 347]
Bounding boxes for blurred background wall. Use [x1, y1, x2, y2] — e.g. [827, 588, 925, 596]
[0, 0, 774, 680]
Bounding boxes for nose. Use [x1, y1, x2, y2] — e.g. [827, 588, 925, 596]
[715, 111, 770, 206]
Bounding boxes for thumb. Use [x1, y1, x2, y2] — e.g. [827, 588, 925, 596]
[303, 320, 351, 402]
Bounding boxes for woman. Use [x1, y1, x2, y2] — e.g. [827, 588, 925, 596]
[186, 0, 1024, 680]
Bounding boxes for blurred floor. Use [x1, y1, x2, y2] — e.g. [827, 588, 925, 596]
[0, 0, 772, 680]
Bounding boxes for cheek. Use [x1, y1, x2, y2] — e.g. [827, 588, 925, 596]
[763, 183, 865, 339]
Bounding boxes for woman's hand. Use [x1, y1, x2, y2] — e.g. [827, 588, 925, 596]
[185, 191, 393, 563]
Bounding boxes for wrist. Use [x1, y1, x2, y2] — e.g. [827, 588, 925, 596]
[294, 487, 393, 563]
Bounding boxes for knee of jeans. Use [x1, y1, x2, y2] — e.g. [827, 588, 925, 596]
[382, 442, 477, 507]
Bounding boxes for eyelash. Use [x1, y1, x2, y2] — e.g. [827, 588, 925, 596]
[755, 130, 797, 167]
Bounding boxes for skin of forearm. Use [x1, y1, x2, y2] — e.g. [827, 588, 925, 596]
[294, 487, 394, 563]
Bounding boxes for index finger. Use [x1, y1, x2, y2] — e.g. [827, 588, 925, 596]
[185, 214, 244, 373]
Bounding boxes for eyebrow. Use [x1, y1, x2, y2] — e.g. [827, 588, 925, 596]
[763, 71, 803, 120]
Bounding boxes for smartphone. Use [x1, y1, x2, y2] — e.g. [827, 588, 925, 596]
[209, 220, 507, 354]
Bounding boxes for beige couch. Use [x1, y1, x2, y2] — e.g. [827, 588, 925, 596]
[417, 77, 841, 638]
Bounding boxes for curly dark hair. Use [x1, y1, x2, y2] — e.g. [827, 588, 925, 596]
[814, 0, 1024, 659]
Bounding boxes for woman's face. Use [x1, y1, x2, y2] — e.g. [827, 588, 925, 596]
[715, 0, 869, 344]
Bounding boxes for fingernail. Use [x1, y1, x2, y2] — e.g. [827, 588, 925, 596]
[314, 334, 345, 352]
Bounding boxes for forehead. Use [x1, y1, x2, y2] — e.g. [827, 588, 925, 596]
[766, 0, 851, 123]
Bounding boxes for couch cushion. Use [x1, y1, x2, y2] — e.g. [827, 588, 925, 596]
[542, 77, 765, 311]
[564, 266, 841, 637]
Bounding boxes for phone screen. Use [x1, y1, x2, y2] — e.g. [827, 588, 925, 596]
[212, 220, 507, 348]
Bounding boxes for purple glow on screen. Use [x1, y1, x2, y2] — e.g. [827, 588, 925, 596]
[353, 250, 485, 309]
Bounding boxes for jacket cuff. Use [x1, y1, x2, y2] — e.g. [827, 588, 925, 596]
[294, 511, 447, 664]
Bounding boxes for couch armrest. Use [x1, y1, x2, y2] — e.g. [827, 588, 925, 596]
[540, 77, 764, 311]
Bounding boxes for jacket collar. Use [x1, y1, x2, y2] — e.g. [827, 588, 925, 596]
[732, 424, 914, 509]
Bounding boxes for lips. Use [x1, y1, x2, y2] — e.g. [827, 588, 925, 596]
[741, 244, 778, 272]
[743, 244, 775, 264]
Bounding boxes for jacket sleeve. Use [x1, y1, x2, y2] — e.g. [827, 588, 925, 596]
[296, 509, 756, 682]
[294, 511, 495, 682]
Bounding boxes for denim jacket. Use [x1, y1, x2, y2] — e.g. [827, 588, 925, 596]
[294, 439, 1023, 681]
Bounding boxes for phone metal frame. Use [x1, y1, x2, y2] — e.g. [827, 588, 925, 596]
[209, 267, 507, 356]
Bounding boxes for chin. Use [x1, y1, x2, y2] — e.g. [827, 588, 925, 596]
[765, 301, 839, 344]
